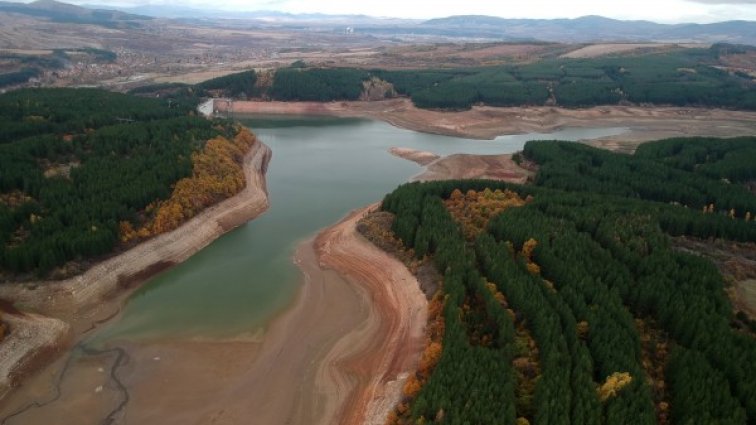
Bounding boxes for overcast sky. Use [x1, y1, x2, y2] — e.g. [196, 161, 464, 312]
[54, 0, 756, 23]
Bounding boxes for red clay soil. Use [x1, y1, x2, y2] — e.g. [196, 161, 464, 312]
[314, 205, 428, 425]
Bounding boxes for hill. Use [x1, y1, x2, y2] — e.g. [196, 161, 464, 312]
[5, 1, 751, 45]
[420, 15, 756, 44]
[81, 2, 417, 25]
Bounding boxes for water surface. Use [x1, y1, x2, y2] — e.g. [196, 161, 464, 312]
[92, 118, 627, 342]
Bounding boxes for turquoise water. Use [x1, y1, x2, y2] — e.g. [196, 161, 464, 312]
[92, 117, 627, 342]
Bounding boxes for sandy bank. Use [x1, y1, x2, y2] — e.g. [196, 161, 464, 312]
[184, 206, 426, 425]
[119, 240, 373, 425]
[0, 311, 71, 394]
[313, 205, 428, 425]
[221, 99, 756, 149]
[58, 206, 427, 425]
[418, 153, 534, 183]
[0, 139, 272, 400]
[388, 147, 440, 166]
[389, 147, 535, 183]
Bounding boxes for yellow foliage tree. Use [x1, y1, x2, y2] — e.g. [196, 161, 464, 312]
[526, 262, 541, 275]
[487, 281, 507, 305]
[127, 127, 258, 240]
[522, 238, 538, 260]
[598, 372, 633, 402]
[521, 238, 541, 275]
[445, 188, 528, 239]
[576, 321, 590, 339]
[418, 342, 442, 376]
[119, 221, 137, 243]
[403, 375, 422, 398]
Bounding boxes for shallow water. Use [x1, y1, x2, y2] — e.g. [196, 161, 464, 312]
[91, 117, 627, 343]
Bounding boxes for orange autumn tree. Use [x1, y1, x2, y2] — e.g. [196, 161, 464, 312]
[598, 372, 633, 402]
[388, 293, 446, 425]
[123, 127, 258, 241]
[445, 188, 528, 239]
[520, 238, 541, 275]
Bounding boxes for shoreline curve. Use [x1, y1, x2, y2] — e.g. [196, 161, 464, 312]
[312, 205, 428, 425]
[0, 138, 272, 399]
[218, 98, 756, 150]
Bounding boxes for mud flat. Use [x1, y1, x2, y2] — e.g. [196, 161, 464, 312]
[9, 205, 429, 425]
[388, 147, 439, 166]
[180, 206, 426, 425]
[389, 147, 535, 184]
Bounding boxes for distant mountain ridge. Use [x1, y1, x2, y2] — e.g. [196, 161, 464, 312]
[81, 3, 417, 25]
[419, 15, 756, 44]
[1, 1, 755, 44]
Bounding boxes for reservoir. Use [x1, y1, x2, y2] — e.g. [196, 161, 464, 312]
[92, 117, 627, 343]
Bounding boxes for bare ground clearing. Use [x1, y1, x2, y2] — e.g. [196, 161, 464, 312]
[560, 43, 700, 58]
[674, 237, 756, 319]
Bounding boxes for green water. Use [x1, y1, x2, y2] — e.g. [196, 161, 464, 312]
[92, 117, 627, 342]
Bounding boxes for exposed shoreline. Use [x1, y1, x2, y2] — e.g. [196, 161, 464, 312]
[388, 147, 440, 166]
[25, 207, 428, 425]
[219, 99, 756, 151]
[4, 100, 754, 424]
[0, 138, 272, 401]
[312, 205, 427, 425]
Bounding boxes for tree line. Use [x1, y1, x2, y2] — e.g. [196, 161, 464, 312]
[127, 46, 755, 113]
[258, 46, 755, 110]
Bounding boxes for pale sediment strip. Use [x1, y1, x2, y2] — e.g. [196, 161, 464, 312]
[170, 206, 427, 425]
[0, 312, 71, 398]
[388, 147, 440, 166]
